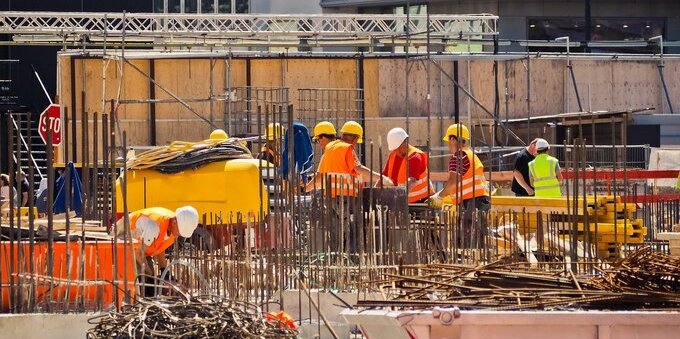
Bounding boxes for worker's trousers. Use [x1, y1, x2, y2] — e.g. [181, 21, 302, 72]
[329, 197, 359, 254]
[457, 196, 491, 249]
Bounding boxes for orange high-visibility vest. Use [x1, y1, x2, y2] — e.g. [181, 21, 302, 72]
[384, 145, 434, 203]
[317, 140, 360, 197]
[129, 207, 176, 257]
[451, 148, 489, 204]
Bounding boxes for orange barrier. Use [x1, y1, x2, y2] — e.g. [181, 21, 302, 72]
[0, 241, 137, 311]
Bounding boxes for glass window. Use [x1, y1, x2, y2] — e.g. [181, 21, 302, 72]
[528, 17, 665, 53]
[201, 0, 215, 13]
[235, 0, 248, 13]
[185, 0, 198, 13]
[153, 0, 164, 13]
[168, 0, 181, 13]
[217, 0, 231, 13]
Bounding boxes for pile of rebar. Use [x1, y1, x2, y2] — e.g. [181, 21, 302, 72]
[357, 247, 680, 311]
[588, 246, 680, 293]
[86, 295, 298, 339]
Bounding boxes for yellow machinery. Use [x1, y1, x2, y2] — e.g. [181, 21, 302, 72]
[490, 196, 647, 260]
[115, 137, 270, 250]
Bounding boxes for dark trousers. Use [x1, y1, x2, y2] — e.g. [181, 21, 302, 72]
[329, 197, 359, 254]
[457, 196, 491, 249]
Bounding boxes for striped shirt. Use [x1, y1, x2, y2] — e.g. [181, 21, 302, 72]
[448, 151, 471, 175]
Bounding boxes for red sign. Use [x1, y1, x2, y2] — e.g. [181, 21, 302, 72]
[38, 104, 61, 145]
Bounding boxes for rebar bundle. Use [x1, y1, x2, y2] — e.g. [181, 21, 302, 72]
[358, 248, 680, 311]
[588, 246, 680, 293]
[86, 295, 298, 339]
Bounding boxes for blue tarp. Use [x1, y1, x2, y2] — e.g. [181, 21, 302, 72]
[53, 162, 84, 216]
[281, 122, 314, 181]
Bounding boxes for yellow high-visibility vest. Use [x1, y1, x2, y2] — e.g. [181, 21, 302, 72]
[528, 154, 562, 197]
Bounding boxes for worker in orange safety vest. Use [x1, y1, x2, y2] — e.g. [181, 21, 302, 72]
[383, 127, 434, 203]
[114, 206, 199, 296]
[430, 123, 490, 248]
[306, 121, 393, 253]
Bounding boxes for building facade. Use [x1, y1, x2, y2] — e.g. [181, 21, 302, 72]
[321, 0, 680, 53]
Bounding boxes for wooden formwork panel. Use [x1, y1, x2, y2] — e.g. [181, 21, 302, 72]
[57, 54, 680, 164]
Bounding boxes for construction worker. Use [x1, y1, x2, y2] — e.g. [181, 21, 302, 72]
[528, 138, 563, 197]
[258, 122, 283, 166]
[114, 206, 199, 295]
[430, 123, 490, 248]
[306, 121, 393, 253]
[511, 138, 539, 196]
[383, 127, 434, 203]
[304, 121, 338, 192]
[311, 121, 337, 150]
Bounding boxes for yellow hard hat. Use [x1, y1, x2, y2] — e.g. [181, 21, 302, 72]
[312, 121, 336, 141]
[266, 123, 283, 141]
[209, 129, 229, 140]
[442, 123, 470, 141]
[339, 121, 363, 144]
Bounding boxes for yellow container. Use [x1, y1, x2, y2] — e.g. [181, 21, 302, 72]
[115, 158, 268, 223]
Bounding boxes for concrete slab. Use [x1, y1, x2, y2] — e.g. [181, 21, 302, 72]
[342, 309, 680, 339]
[0, 313, 95, 339]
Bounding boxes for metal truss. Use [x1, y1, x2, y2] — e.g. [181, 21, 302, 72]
[0, 11, 497, 46]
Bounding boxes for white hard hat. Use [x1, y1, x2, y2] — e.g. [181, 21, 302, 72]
[387, 127, 409, 151]
[175, 206, 199, 238]
[135, 215, 160, 246]
[536, 138, 550, 150]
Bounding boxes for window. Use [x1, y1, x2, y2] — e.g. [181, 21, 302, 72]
[201, 0, 215, 13]
[154, 0, 249, 14]
[153, 0, 164, 13]
[168, 0, 181, 13]
[528, 17, 665, 53]
[184, 0, 198, 13]
[218, 0, 231, 13]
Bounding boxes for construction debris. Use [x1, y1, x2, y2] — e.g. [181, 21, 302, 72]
[357, 247, 680, 311]
[86, 295, 298, 339]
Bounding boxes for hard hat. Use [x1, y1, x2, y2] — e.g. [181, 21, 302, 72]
[339, 121, 363, 144]
[266, 123, 283, 141]
[135, 215, 160, 246]
[442, 123, 470, 141]
[535, 138, 550, 150]
[209, 129, 228, 140]
[175, 206, 199, 238]
[312, 121, 336, 141]
[387, 127, 408, 151]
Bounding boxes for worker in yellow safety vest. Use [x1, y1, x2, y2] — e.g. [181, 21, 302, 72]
[114, 206, 199, 296]
[258, 123, 283, 166]
[430, 123, 490, 248]
[306, 121, 393, 253]
[528, 138, 563, 197]
[383, 127, 434, 203]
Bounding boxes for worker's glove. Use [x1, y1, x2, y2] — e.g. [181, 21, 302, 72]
[429, 193, 444, 209]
